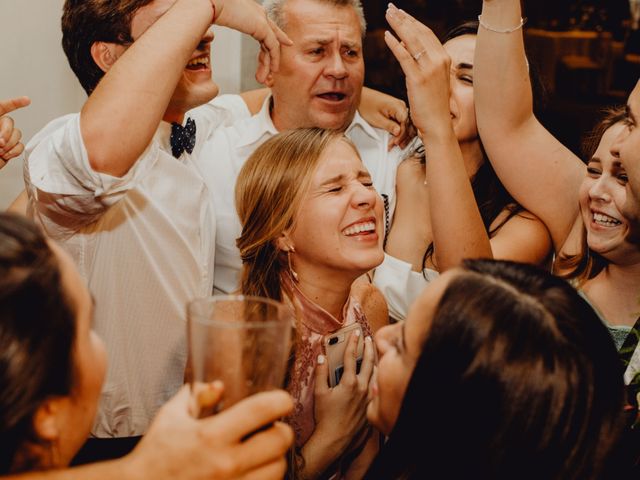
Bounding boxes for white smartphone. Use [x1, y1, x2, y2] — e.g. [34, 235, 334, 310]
[323, 323, 364, 388]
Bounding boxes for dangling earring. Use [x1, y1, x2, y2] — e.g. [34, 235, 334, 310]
[287, 245, 299, 282]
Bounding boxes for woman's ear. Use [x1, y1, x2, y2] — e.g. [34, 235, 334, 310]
[32, 398, 66, 442]
[90, 41, 122, 73]
[275, 231, 293, 252]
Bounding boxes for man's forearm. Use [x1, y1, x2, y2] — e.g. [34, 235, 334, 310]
[81, 0, 214, 177]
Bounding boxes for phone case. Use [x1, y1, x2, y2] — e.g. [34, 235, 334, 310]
[323, 323, 364, 387]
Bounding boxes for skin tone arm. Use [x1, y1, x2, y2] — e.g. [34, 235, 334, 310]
[350, 277, 389, 333]
[2, 387, 294, 480]
[384, 5, 551, 271]
[474, 0, 584, 252]
[239, 87, 414, 149]
[82, 0, 290, 177]
[385, 5, 492, 271]
[0, 96, 30, 166]
[7, 190, 28, 215]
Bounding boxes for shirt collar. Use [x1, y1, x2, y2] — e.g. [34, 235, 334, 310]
[155, 121, 173, 154]
[236, 95, 280, 149]
[236, 95, 382, 148]
[346, 110, 383, 143]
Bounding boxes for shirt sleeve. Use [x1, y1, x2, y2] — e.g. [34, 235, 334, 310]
[372, 253, 439, 321]
[25, 114, 157, 237]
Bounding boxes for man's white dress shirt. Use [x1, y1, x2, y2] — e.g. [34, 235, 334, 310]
[24, 95, 248, 437]
[200, 95, 408, 295]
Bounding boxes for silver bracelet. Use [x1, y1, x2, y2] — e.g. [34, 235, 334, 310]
[477, 15, 526, 33]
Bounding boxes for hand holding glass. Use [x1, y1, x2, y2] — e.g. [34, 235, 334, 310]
[187, 295, 293, 417]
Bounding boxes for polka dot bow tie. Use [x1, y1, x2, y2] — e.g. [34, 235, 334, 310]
[170, 117, 197, 158]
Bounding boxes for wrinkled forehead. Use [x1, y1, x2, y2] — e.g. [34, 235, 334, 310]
[312, 137, 365, 179]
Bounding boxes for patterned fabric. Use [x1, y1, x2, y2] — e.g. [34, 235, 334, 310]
[620, 316, 640, 425]
[381, 193, 390, 249]
[281, 272, 372, 448]
[170, 117, 196, 158]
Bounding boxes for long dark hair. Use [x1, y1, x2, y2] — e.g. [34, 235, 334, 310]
[417, 21, 526, 271]
[366, 259, 627, 479]
[0, 213, 76, 472]
[555, 106, 628, 284]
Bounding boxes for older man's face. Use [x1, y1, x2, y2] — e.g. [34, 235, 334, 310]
[611, 80, 640, 244]
[269, 0, 364, 131]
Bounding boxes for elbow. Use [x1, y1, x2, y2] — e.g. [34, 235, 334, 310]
[87, 150, 110, 175]
[85, 135, 133, 178]
[87, 150, 127, 177]
[81, 117, 130, 177]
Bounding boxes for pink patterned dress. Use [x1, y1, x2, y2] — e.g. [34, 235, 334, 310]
[281, 272, 373, 448]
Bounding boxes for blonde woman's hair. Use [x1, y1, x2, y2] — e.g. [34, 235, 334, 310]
[236, 128, 356, 301]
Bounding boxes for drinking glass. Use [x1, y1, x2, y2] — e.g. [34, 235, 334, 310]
[187, 295, 293, 416]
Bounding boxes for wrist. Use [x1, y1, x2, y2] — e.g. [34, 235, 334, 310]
[300, 432, 342, 478]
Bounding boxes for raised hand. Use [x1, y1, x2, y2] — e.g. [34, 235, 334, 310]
[0, 96, 30, 167]
[384, 4, 452, 141]
[358, 87, 415, 150]
[212, 0, 292, 84]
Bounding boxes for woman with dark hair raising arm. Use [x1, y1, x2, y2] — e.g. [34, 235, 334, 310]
[374, 10, 551, 321]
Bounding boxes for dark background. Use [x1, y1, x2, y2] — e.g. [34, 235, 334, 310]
[362, 0, 640, 158]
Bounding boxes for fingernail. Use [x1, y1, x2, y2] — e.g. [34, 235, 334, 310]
[387, 2, 397, 9]
[355, 329, 361, 337]
[366, 336, 373, 343]
[317, 354, 325, 364]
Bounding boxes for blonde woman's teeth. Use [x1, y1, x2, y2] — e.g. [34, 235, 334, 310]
[342, 222, 376, 236]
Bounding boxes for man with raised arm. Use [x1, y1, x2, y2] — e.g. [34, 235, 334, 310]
[205, 0, 413, 295]
[24, 0, 289, 460]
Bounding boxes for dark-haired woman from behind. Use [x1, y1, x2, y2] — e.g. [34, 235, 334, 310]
[373, 16, 552, 321]
[365, 259, 630, 479]
[0, 212, 295, 478]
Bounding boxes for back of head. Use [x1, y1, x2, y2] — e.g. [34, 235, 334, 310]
[61, 0, 154, 95]
[236, 128, 349, 300]
[0, 213, 76, 472]
[367, 259, 626, 480]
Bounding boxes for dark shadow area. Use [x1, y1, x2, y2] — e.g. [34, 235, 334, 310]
[362, 0, 639, 158]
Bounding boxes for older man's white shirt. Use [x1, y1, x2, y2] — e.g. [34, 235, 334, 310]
[200, 95, 409, 295]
